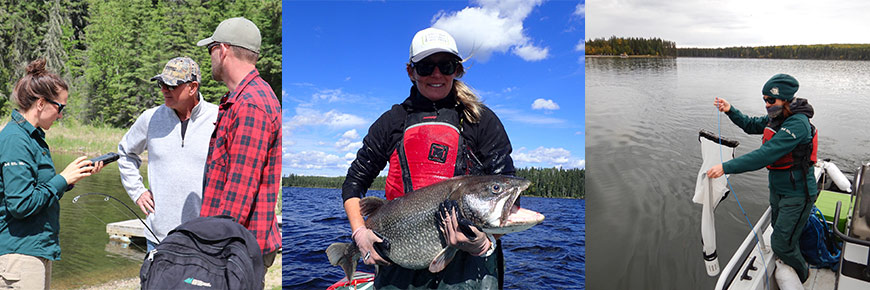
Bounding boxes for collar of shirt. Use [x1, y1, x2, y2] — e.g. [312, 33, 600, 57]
[219, 68, 261, 108]
[11, 109, 45, 140]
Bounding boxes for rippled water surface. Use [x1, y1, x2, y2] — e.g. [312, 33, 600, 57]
[50, 153, 146, 288]
[282, 187, 585, 289]
[586, 57, 870, 289]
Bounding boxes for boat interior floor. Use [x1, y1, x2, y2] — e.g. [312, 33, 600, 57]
[803, 267, 836, 290]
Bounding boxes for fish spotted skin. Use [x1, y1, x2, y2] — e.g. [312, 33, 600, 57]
[326, 175, 544, 283]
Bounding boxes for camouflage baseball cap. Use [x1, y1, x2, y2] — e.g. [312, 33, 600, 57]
[151, 57, 200, 86]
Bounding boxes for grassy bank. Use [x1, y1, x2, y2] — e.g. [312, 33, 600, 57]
[0, 117, 131, 157]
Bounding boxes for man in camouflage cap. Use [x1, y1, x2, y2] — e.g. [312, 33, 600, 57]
[117, 57, 218, 251]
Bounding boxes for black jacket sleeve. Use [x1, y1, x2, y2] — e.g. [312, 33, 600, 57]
[464, 106, 516, 176]
[341, 105, 405, 201]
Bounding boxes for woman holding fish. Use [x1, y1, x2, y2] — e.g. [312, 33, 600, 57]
[340, 27, 517, 289]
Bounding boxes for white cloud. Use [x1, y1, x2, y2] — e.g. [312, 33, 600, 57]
[513, 146, 584, 168]
[531, 98, 560, 110]
[287, 108, 367, 129]
[588, 0, 870, 48]
[341, 129, 360, 140]
[513, 44, 549, 61]
[283, 150, 347, 170]
[334, 129, 363, 152]
[574, 3, 585, 17]
[313, 89, 344, 103]
[575, 39, 584, 52]
[494, 108, 566, 125]
[431, 0, 548, 62]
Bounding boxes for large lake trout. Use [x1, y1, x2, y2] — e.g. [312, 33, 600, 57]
[326, 175, 545, 283]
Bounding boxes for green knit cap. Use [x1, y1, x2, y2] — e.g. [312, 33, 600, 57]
[762, 73, 799, 101]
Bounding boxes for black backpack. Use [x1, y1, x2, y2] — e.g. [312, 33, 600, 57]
[140, 215, 265, 290]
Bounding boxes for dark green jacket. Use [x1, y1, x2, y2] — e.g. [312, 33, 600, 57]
[0, 110, 69, 260]
[722, 103, 817, 197]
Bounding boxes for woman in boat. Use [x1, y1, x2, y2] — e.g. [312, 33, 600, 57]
[0, 59, 104, 289]
[707, 73, 818, 283]
[340, 27, 516, 289]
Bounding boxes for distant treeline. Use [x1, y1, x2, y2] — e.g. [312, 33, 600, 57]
[585, 36, 677, 57]
[282, 174, 386, 190]
[517, 167, 584, 199]
[282, 167, 585, 199]
[678, 44, 870, 60]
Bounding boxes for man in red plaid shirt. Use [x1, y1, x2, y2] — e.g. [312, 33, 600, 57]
[196, 17, 281, 269]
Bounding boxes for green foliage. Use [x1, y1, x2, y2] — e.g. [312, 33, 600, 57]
[515, 167, 584, 199]
[0, 0, 282, 127]
[281, 167, 585, 199]
[282, 174, 387, 191]
[585, 36, 677, 57]
[678, 44, 870, 60]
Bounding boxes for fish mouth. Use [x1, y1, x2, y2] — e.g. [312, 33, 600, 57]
[483, 179, 545, 234]
[498, 180, 529, 227]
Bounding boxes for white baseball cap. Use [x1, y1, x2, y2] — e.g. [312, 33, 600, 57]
[409, 28, 460, 63]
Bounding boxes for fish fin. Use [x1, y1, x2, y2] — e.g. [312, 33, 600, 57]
[326, 242, 359, 283]
[360, 196, 386, 217]
[429, 247, 458, 273]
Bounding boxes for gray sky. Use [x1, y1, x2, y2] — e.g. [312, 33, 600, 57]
[587, 0, 870, 48]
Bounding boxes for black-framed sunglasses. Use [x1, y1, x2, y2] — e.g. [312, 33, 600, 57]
[763, 96, 777, 104]
[47, 99, 65, 113]
[207, 42, 223, 54]
[158, 82, 179, 91]
[412, 60, 458, 77]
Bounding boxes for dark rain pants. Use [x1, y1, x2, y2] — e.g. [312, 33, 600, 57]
[770, 184, 818, 283]
[374, 242, 502, 290]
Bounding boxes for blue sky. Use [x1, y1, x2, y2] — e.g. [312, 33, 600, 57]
[282, 0, 585, 177]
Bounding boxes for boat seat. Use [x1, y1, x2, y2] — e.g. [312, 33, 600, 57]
[815, 190, 852, 233]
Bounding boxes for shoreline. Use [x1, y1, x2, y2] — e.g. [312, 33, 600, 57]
[585, 54, 673, 58]
[283, 186, 584, 199]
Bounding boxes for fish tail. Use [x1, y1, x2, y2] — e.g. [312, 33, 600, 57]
[326, 242, 359, 283]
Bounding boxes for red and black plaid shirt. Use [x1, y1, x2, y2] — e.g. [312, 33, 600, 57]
[201, 69, 281, 255]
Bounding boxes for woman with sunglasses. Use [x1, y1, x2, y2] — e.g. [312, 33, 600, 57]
[0, 59, 104, 289]
[341, 27, 516, 289]
[707, 73, 818, 283]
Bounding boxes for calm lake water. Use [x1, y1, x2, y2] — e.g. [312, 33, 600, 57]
[50, 152, 146, 289]
[586, 57, 870, 289]
[281, 187, 585, 289]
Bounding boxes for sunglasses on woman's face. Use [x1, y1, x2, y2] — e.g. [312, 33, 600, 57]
[763, 97, 777, 104]
[47, 99, 65, 113]
[413, 60, 458, 76]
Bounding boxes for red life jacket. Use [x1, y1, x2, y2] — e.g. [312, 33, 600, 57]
[762, 123, 817, 170]
[385, 108, 464, 200]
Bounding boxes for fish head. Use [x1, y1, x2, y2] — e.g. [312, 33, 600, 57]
[455, 175, 545, 234]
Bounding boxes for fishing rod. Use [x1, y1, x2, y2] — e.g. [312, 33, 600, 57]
[72, 192, 160, 243]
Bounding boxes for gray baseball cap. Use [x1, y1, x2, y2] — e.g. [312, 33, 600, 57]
[197, 17, 261, 54]
[151, 57, 200, 86]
